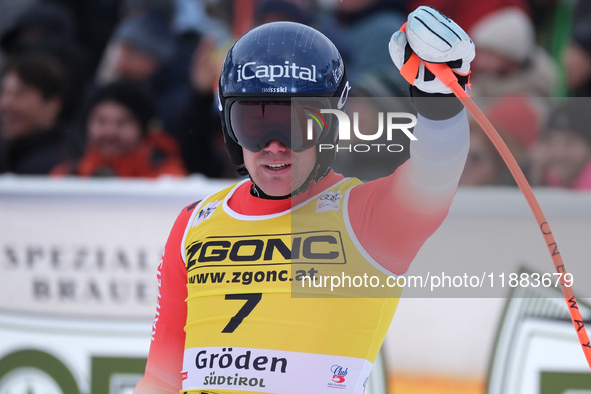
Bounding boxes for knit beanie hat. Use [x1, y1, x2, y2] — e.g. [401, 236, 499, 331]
[471, 7, 535, 63]
[0, 2, 76, 52]
[485, 97, 541, 149]
[112, 12, 176, 64]
[88, 80, 157, 135]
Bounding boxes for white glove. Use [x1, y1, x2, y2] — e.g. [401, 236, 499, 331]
[389, 6, 475, 94]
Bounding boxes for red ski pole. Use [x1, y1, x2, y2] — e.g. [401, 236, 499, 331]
[417, 57, 591, 369]
[396, 18, 590, 365]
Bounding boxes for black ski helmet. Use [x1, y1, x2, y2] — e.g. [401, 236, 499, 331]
[218, 21, 350, 171]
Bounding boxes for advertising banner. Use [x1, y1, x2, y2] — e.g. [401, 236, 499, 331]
[1, 176, 590, 393]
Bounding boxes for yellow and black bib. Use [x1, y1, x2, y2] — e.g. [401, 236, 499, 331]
[180, 178, 401, 394]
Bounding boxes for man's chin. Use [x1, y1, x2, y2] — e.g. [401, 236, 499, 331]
[255, 178, 295, 197]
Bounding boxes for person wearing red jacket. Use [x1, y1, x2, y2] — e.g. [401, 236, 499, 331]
[51, 80, 186, 178]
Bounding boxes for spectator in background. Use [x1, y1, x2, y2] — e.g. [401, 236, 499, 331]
[178, 33, 233, 178]
[94, 8, 191, 137]
[0, 1, 90, 118]
[48, 0, 124, 81]
[317, 0, 408, 95]
[1, 1, 77, 57]
[469, 7, 558, 98]
[460, 97, 542, 186]
[0, 50, 70, 174]
[528, 98, 591, 190]
[563, 1, 591, 96]
[51, 80, 186, 178]
[94, 0, 233, 177]
[96, 11, 176, 86]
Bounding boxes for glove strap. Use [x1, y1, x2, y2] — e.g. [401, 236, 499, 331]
[400, 51, 421, 85]
[423, 61, 461, 89]
[398, 22, 421, 85]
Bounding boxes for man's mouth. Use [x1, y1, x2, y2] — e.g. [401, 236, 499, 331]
[265, 164, 290, 170]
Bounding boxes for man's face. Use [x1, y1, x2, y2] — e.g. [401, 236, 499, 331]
[87, 101, 143, 158]
[242, 141, 317, 197]
[0, 72, 61, 139]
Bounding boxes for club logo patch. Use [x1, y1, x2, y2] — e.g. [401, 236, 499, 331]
[327, 364, 348, 389]
[316, 191, 341, 213]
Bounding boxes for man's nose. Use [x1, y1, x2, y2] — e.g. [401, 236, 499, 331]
[264, 139, 289, 153]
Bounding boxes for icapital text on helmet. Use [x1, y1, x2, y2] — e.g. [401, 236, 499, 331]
[237, 62, 317, 83]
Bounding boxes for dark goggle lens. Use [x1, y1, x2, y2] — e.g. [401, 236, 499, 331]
[228, 101, 327, 152]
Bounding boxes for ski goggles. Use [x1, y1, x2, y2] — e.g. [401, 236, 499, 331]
[225, 98, 334, 153]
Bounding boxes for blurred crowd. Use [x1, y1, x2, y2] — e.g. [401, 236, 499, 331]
[0, 0, 589, 190]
